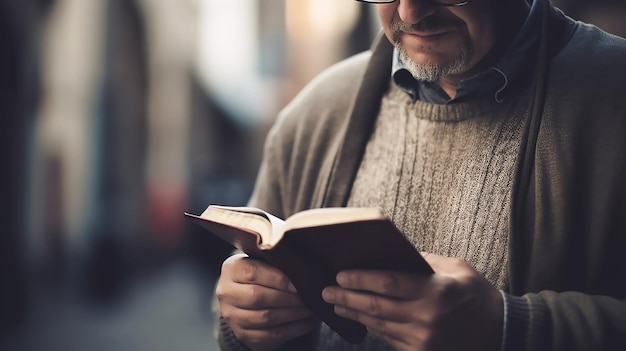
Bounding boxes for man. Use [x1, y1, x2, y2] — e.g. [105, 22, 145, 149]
[214, 0, 626, 350]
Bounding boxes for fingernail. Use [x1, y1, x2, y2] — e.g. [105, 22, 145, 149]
[322, 288, 334, 302]
[336, 272, 348, 286]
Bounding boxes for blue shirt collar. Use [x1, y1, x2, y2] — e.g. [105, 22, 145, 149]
[392, 0, 542, 104]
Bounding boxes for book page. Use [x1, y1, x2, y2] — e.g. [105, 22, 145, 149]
[283, 207, 385, 233]
[203, 206, 276, 245]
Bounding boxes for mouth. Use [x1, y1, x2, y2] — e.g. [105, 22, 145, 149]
[400, 30, 452, 42]
[391, 14, 460, 44]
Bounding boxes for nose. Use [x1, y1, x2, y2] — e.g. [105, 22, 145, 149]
[396, 0, 437, 25]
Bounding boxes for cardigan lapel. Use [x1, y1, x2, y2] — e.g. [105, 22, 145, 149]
[321, 32, 394, 207]
[508, 1, 574, 294]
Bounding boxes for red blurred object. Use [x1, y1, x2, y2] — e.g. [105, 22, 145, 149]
[146, 180, 189, 250]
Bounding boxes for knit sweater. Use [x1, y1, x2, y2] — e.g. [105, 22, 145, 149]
[311, 79, 526, 351]
[216, 1, 626, 350]
[349, 82, 525, 290]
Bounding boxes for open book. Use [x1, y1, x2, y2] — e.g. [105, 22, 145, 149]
[184, 205, 433, 344]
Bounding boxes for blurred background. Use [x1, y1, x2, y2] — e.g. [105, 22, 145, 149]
[1, 1, 624, 350]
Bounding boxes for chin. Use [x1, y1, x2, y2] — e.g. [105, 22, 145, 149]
[399, 46, 471, 83]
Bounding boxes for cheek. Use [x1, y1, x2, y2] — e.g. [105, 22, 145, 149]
[463, 7, 497, 55]
[376, 5, 397, 43]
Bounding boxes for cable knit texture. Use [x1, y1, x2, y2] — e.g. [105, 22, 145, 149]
[349, 83, 523, 290]
[310, 82, 525, 351]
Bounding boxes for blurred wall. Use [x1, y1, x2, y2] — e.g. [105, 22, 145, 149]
[0, 0, 52, 335]
[11, 0, 375, 327]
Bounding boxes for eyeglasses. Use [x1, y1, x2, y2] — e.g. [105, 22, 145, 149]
[355, 0, 471, 6]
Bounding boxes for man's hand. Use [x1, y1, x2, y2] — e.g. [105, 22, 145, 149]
[216, 254, 318, 351]
[321, 252, 504, 351]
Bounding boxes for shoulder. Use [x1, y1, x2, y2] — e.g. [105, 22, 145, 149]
[551, 21, 626, 79]
[252, 51, 377, 214]
[565, 20, 626, 52]
[259, 49, 375, 177]
[546, 20, 626, 110]
[541, 21, 626, 160]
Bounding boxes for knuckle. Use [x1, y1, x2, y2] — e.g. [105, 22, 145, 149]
[257, 309, 274, 325]
[366, 296, 383, 316]
[242, 261, 259, 282]
[246, 284, 264, 305]
[381, 273, 399, 294]
[214, 284, 226, 301]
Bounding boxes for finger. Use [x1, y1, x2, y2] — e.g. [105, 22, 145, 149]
[224, 255, 296, 292]
[322, 286, 411, 323]
[420, 252, 470, 275]
[233, 317, 319, 351]
[332, 304, 413, 347]
[217, 281, 305, 310]
[335, 269, 429, 299]
[221, 304, 315, 329]
[366, 322, 423, 351]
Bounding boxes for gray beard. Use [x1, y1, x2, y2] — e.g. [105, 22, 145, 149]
[397, 45, 472, 83]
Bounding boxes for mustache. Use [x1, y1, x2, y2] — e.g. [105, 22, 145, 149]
[391, 15, 460, 39]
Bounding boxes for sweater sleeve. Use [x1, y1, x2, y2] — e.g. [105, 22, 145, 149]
[215, 312, 321, 351]
[501, 291, 626, 351]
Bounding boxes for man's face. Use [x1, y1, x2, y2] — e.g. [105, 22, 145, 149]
[377, 0, 497, 82]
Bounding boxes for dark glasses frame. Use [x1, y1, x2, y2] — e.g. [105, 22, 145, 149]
[355, 0, 471, 7]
